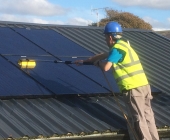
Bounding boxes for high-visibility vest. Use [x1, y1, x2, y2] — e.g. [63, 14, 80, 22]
[112, 40, 148, 92]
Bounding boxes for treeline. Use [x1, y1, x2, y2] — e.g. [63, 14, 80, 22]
[91, 9, 152, 30]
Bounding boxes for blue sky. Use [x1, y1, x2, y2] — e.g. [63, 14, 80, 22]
[0, 0, 170, 31]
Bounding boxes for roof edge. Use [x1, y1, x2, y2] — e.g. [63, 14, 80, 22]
[0, 92, 161, 100]
[0, 20, 153, 32]
[0, 20, 103, 29]
[4, 128, 170, 140]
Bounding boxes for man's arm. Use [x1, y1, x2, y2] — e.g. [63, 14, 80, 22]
[97, 61, 112, 71]
[75, 52, 109, 65]
[83, 52, 109, 63]
[96, 48, 124, 71]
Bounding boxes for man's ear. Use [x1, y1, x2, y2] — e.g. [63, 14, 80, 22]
[110, 35, 115, 42]
[109, 35, 113, 40]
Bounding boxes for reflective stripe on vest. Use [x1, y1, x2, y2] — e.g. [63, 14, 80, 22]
[114, 60, 141, 70]
[115, 70, 145, 83]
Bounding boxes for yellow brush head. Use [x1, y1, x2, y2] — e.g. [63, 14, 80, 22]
[18, 59, 36, 69]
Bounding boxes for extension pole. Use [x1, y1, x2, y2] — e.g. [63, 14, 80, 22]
[1, 54, 91, 58]
[18, 59, 93, 69]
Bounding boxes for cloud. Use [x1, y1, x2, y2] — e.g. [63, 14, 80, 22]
[66, 17, 93, 26]
[0, 0, 69, 16]
[112, 0, 170, 9]
[0, 14, 65, 25]
[0, 14, 47, 23]
[0, 14, 92, 26]
[168, 18, 170, 22]
[143, 16, 170, 31]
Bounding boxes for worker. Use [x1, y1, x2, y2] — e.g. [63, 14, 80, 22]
[75, 21, 159, 140]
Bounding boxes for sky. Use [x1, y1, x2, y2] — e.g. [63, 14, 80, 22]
[0, 0, 170, 31]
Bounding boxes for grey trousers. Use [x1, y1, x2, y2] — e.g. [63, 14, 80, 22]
[123, 85, 159, 140]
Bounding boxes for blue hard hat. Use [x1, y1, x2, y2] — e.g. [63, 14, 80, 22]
[103, 21, 122, 34]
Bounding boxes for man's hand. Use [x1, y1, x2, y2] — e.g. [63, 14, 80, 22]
[94, 60, 101, 67]
[74, 60, 84, 66]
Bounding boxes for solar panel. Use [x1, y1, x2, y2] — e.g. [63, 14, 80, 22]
[13, 28, 120, 93]
[0, 27, 111, 96]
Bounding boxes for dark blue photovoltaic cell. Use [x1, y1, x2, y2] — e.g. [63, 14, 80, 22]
[71, 63, 120, 92]
[13, 28, 120, 93]
[31, 62, 109, 94]
[13, 28, 93, 57]
[0, 56, 51, 96]
[0, 28, 45, 55]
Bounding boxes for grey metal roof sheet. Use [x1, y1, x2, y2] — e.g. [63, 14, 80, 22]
[0, 93, 170, 139]
[0, 21, 170, 139]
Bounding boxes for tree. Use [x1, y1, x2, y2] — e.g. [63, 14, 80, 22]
[96, 9, 152, 30]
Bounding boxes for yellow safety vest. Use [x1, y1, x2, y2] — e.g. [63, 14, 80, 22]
[112, 40, 148, 92]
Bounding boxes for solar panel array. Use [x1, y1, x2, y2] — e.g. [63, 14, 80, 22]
[0, 27, 121, 97]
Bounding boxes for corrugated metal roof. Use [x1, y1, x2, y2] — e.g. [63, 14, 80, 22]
[0, 21, 170, 139]
[0, 93, 170, 139]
